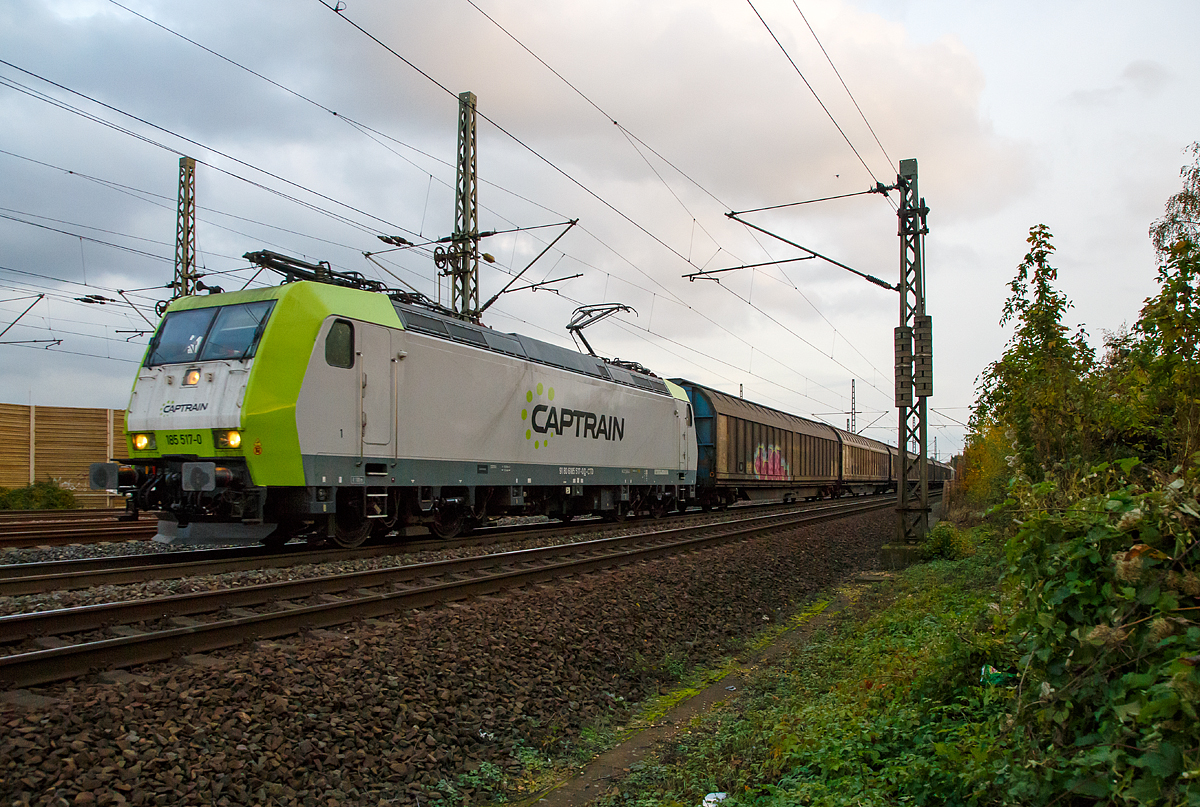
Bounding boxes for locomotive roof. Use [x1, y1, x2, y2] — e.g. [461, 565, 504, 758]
[158, 284, 678, 398]
[391, 301, 676, 398]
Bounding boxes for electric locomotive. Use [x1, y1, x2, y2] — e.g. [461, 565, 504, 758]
[91, 274, 698, 547]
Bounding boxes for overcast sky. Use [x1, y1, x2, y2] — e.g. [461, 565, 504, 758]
[2, 0, 1198, 459]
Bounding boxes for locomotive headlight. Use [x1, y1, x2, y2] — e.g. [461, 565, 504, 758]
[214, 429, 242, 449]
[183, 368, 201, 387]
[131, 433, 156, 451]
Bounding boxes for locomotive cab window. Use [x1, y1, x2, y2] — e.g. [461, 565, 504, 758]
[199, 300, 275, 361]
[325, 320, 354, 368]
[146, 307, 217, 365]
[146, 301, 276, 366]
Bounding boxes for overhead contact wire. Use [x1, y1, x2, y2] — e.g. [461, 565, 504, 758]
[743, 0, 881, 186]
[791, 1, 896, 174]
[0, 60, 413, 239]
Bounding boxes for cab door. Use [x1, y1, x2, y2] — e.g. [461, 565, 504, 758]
[678, 400, 691, 472]
[359, 324, 394, 450]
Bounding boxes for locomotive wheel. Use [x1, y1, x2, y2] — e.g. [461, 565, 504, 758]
[429, 505, 464, 540]
[332, 495, 372, 548]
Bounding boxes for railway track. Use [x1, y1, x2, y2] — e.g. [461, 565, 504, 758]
[0, 509, 156, 549]
[0, 496, 892, 689]
[0, 497, 848, 597]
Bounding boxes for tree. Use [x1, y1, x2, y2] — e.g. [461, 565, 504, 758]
[973, 225, 1094, 476]
[1133, 239, 1200, 463]
[1149, 142, 1200, 255]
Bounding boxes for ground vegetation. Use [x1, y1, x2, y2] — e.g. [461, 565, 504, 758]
[585, 146, 1200, 806]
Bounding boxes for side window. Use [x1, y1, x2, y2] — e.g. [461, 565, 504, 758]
[325, 320, 354, 368]
[686, 403, 693, 427]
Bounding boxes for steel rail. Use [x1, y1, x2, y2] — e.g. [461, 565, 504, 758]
[0, 500, 870, 639]
[0, 509, 143, 523]
[0, 498, 831, 595]
[0, 498, 892, 689]
[0, 522, 157, 549]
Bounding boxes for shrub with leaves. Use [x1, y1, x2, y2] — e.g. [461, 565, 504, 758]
[920, 521, 974, 560]
[1001, 458, 1200, 803]
[0, 479, 76, 510]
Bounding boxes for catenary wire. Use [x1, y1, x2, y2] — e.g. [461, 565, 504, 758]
[742, 0, 882, 187]
[790, 1, 896, 174]
[0, 60, 413, 239]
[455, 1, 895, 394]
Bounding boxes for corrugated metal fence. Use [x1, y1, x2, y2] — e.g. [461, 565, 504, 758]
[0, 404, 127, 508]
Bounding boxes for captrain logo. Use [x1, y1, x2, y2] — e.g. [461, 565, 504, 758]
[161, 401, 209, 415]
[520, 383, 624, 450]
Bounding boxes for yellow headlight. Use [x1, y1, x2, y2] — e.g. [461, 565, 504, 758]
[226, 430, 241, 449]
[215, 429, 242, 449]
[183, 368, 201, 387]
[132, 433, 152, 451]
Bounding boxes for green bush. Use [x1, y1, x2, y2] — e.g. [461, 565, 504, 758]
[920, 521, 974, 560]
[0, 479, 76, 510]
[999, 459, 1200, 804]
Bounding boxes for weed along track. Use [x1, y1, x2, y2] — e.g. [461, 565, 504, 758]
[0, 502, 893, 806]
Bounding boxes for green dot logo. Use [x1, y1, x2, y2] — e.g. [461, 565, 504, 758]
[526, 390, 533, 403]
[521, 409, 528, 420]
[548, 387, 555, 401]
[526, 429, 532, 440]
[537, 383, 544, 396]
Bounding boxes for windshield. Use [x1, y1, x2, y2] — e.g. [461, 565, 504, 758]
[146, 300, 276, 366]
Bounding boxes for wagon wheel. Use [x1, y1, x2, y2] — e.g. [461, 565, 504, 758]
[429, 503, 464, 540]
[611, 502, 628, 523]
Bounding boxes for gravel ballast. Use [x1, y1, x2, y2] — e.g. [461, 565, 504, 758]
[1, 511, 890, 806]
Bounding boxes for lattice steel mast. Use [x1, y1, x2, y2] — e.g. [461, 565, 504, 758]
[449, 91, 479, 319]
[172, 156, 197, 300]
[894, 158, 932, 543]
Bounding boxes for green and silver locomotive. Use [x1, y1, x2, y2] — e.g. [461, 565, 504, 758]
[92, 270, 699, 547]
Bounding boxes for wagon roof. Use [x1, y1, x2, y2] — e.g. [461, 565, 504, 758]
[669, 379, 839, 439]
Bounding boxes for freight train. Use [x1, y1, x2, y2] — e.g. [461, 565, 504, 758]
[91, 265, 951, 548]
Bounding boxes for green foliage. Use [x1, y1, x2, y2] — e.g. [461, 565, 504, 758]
[1150, 142, 1200, 255]
[0, 479, 76, 510]
[998, 460, 1200, 804]
[958, 423, 1011, 508]
[1129, 240, 1200, 464]
[920, 520, 974, 560]
[974, 224, 1095, 478]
